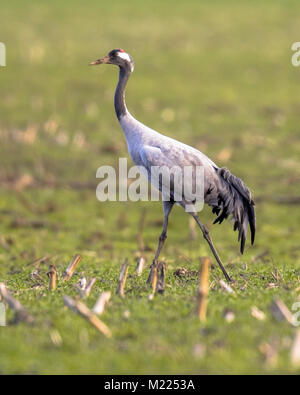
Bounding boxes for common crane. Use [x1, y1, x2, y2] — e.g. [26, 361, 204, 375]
[90, 49, 256, 283]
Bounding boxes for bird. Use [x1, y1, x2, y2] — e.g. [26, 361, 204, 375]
[90, 49, 256, 283]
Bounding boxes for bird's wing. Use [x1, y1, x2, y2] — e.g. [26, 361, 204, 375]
[140, 139, 217, 170]
[140, 145, 176, 170]
[139, 145, 177, 200]
[139, 139, 255, 254]
[139, 143, 218, 203]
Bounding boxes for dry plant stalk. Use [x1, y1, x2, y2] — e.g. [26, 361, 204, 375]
[92, 292, 111, 315]
[63, 254, 81, 281]
[151, 260, 158, 295]
[137, 208, 146, 252]
[136, 256, 145, 276]
[251, 306, 266, 321]
[63, 295, 111, 337]
[116, 259, 129, 298]
[291, 329, 300, 366]
[74, 278, 96, 299]
[219, 279, 235, 294]
[156, 261, 166, 294]
[84, 278, 96, 298]
[196, 257, 210, 322]
[0, 283, 34, 324]
[270, 298, 293, 324]
[47, 264, 57, 290]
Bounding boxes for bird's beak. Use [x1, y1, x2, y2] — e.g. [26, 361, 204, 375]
[90, 55, 110, 66]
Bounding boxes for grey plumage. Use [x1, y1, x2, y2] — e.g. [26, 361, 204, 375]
[91, 49, 256, 282]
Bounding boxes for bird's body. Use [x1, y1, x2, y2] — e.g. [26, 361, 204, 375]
[121, 112, 219, 204]
[91, 49, 256, 282]
[120, 111, 255, 254]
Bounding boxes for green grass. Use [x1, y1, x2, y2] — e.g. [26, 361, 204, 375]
[0, 0, 300, 374]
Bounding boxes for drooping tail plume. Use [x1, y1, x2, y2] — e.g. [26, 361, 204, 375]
[212, 168, 256, 254]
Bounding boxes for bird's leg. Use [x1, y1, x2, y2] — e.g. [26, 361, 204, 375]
[191, 214, 232, 283]
[146, 217, 168, 285]
[147, 201, 174, 285]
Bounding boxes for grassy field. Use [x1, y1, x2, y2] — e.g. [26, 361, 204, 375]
[0, 0, 300, 374]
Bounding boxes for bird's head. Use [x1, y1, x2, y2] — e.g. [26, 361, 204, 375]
[90, 49, 134, 72]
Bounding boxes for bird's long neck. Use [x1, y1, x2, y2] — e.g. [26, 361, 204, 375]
[114, 66, 131, 120]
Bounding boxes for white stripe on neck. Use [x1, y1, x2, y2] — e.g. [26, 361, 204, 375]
[117, 52, 131, 62]
[117, 52, 134, 72]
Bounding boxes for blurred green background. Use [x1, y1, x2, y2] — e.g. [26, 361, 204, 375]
[0, 0, 300, 374]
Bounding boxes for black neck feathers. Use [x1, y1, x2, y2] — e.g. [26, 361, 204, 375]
[114, 65, 131, 120]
